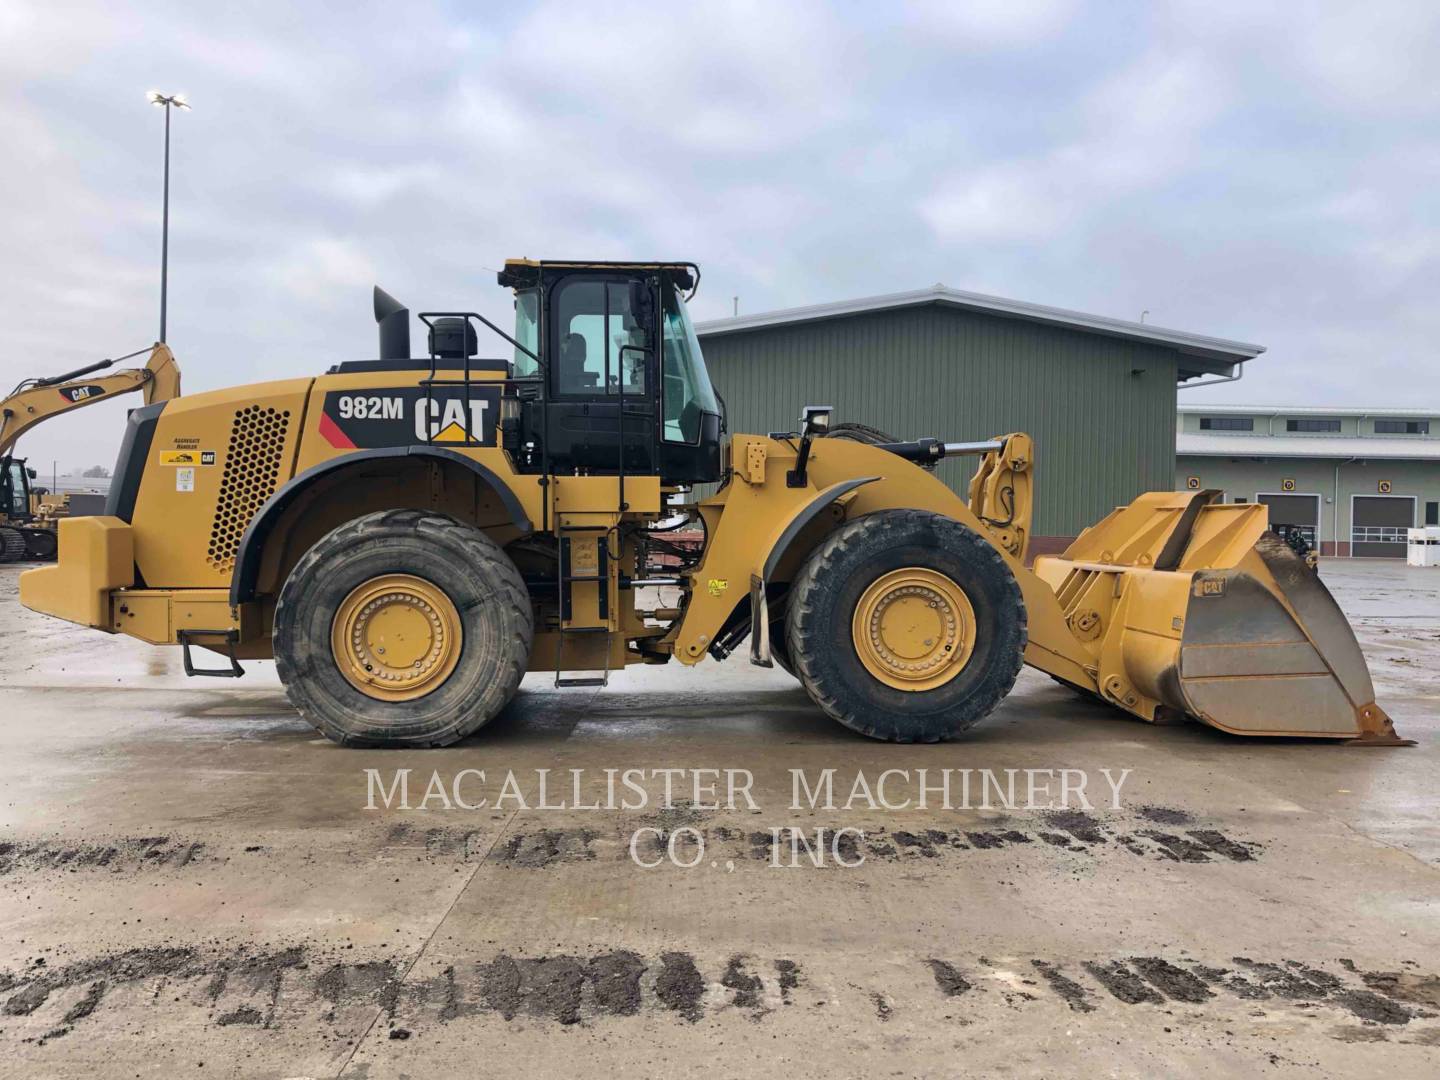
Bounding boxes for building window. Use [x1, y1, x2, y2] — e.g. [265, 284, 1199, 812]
[1352, 525, 1409, 544]
[1286, 418, 1341, 433]
[1428, 501, 1439, 526]
[1199, 417, 1254, 431]
[1374, 419, 1429, 434]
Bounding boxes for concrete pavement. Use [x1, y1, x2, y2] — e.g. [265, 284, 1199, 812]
[0, 559, 1437, 1078]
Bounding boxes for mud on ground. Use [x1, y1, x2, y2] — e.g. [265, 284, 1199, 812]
[1, 558, 1438, 1077]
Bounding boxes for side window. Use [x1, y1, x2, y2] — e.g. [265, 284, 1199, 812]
[551, 279, 647, 397]
[660, 285, 720, 443]
[512, 290, 539, 378]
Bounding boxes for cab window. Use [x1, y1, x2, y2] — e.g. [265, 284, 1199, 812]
[512, 289, 539, 378]
[661, 285, 719, 443]
[551, 279, 648, 397]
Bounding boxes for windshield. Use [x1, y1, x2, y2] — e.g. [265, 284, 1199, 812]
[661, 285, 719, 443]
[512, 289, 539, 378]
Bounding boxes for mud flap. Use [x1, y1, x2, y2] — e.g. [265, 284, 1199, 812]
[749, 574, 773, 668]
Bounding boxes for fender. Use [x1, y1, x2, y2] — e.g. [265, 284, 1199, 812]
[762, 476, 880, 582]
[229, 445, 532, 606]
[750, 476, 880, 665]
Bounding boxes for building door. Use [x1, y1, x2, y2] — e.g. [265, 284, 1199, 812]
[1351, 495, 1414, 558]
[1257, 492, 1321, 548]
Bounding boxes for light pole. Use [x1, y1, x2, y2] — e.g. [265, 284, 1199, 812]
[147, 91, 190, 343]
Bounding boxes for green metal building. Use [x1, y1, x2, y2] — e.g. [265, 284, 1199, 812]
[696, 286, 1262, 551]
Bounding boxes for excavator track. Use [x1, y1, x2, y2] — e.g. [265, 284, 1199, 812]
[0, 526, 25, 563]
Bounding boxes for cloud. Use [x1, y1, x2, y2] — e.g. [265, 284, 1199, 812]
[269, 237, 378, 305]
[326, 163, 445, 209]
[918, 165, 1071, 243]
[917, 47, 1230, 241]
[902, 0, 1078, 47]
[1291, 3, 1440, 113]
[0, 0, 1436, 472]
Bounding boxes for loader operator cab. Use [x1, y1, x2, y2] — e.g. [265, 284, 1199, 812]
[500, 260, 724, 486]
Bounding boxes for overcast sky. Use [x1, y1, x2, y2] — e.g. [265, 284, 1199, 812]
[3, 1, 1438, 473]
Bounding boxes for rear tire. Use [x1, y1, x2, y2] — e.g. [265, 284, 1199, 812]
[786, 510, 1027, 742]
[273, 510, 533, 748]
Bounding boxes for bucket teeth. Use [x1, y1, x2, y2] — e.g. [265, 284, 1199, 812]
[1345, 704, 1416, 747]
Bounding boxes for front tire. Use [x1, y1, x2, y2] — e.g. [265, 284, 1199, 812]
[786, 510, 1027, 742]
[273, 510, 533, 748]
[769, 627, 795, 678]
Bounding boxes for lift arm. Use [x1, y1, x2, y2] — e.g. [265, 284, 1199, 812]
[0, 344, 181, 457]
[966, 433, 1033, 562]
[870, 432, 1034, 562]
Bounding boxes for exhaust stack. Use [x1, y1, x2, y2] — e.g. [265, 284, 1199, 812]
[373, 286, 410, 360]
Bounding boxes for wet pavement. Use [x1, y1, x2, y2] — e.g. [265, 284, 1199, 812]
[0, 558, 1437, 1077]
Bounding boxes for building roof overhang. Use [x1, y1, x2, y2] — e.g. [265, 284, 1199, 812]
[696, 283, 1265, 381]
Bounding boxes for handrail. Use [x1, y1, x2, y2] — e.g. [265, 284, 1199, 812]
[416, 310, 539, 365]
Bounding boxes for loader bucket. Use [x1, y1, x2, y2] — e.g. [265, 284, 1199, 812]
[1031, 490, 1409, 744]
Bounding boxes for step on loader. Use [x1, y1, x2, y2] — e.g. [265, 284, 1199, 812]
[20, 261, 1407, 747]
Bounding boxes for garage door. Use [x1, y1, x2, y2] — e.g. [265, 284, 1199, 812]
[1352, 496, 1413, 558]
[1257, 493, 1320, 546]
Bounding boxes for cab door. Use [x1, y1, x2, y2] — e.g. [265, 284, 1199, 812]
[545, 274, 658, 476]
[3, 460, 31, 520]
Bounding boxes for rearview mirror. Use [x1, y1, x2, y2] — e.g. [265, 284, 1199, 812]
[26, 468, 37, 480]
[629, 281, 654, 329]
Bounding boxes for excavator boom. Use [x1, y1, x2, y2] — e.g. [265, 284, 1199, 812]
[1, 343, 180, 561]
[0, 343, 180, 456]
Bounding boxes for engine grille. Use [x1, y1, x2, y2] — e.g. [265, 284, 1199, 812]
[206, 406, 292, 573]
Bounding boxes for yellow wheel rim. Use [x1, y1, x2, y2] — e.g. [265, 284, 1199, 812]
[330, 574, 463, 702]
[852, 568, 977, 691]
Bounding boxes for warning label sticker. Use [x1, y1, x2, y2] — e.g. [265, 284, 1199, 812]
[176, 467, 195, 492]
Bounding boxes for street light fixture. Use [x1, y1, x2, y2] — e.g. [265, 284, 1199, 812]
[147, 91, 190, 342]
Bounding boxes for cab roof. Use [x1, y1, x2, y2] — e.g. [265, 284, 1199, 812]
[498, 259, 697, 293]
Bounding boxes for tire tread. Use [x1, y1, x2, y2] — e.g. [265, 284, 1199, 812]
[786, 509, 1027, 742]
[273, 511, 532, 748]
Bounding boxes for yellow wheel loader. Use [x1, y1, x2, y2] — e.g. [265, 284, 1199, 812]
[1, 344, 181, 561]
[19, 262, 1407, 747]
